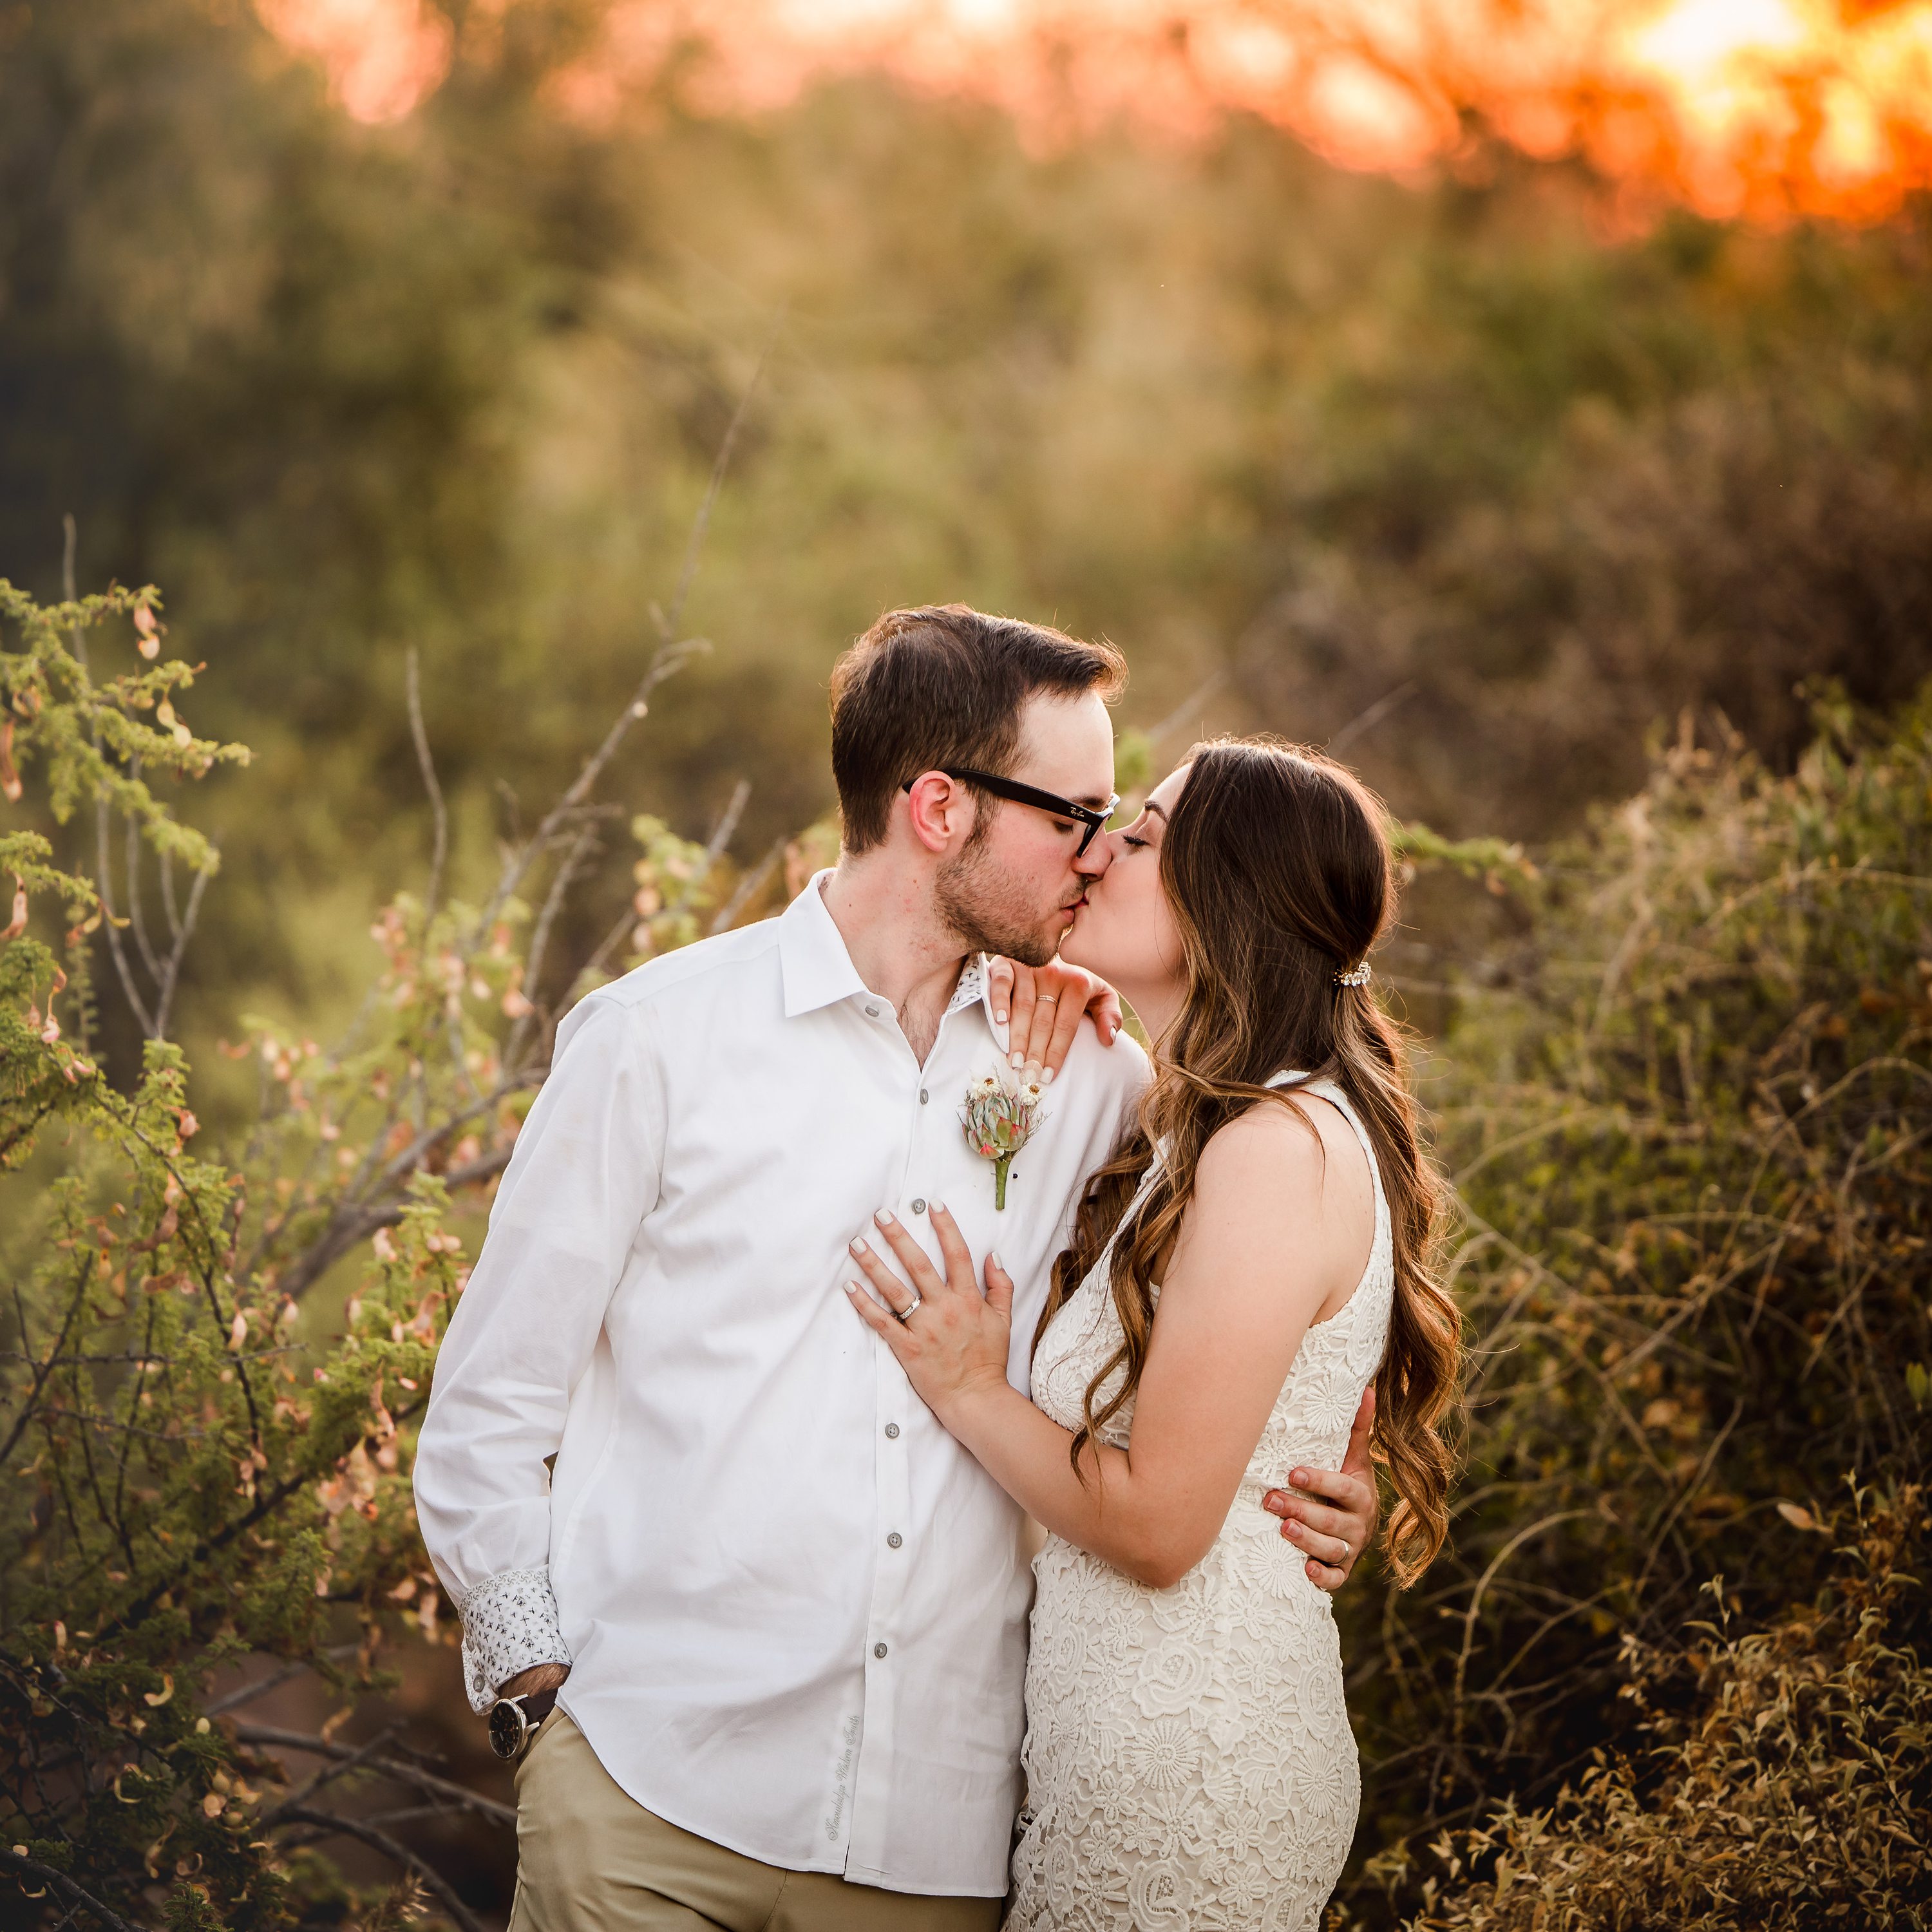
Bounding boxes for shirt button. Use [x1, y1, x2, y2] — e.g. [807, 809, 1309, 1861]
[911, 1198, 926, 1214]
[884, 1423, 900, 1439]
[920, 1088, 929, 1104]
[864, 1004, 880, 1018]
[887, 1531, 903, 1549]
[873, 1642, 889, 1660]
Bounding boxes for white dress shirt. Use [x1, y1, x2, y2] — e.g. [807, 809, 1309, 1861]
[413, 874, 1148, 1897]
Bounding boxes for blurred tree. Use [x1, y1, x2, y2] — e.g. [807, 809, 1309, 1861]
[2, 0, 1928, 1090]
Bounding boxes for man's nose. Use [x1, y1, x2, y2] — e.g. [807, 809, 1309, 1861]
[1076, 831, 1116, 879]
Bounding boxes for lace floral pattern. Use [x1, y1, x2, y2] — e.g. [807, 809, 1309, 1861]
[456, 1566, 570, 1714]
[1007, 1076, 1394, 1932]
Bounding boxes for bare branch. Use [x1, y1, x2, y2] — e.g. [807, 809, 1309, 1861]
[697, 778, 751, 877]
[469, 310, 784, 948]
[235, 1722, 516, 1829]
[661, 308, 786, 645]
[0, 1848, 151, 1932]
[275, 1142, 516, 1302]
[510, 817, 609, 1063]
[1329, 679, 1420, 756]
[94, 790, 156, 1039]
[259, 1722, 404, 1826]
[151, 849, 214, 1041]
[124, 777, 164, 984]
[274, 1805, 488, 1932]
[406, 648, 450, 924]
[1146, 667, 1230, 753]
[203, 1644, 358, 1718]
[709, 833, 787, 937]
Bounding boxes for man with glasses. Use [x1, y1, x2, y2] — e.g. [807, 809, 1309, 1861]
[413, 605, 1379, 1929]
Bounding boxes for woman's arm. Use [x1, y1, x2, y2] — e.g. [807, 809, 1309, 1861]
[848, 1099, 1373, 1589]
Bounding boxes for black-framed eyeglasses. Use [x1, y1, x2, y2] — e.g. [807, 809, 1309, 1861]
[900, 768, 1121, 857]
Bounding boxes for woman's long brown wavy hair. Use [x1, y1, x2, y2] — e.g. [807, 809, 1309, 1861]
[1036, 737, 1462, 1585]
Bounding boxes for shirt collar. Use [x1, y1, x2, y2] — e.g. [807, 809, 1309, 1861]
[779, 872, 872, 1018]
[778, 871, 999, 1036]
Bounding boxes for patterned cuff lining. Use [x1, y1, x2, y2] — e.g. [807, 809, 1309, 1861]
[457, 1566, 570, 1714]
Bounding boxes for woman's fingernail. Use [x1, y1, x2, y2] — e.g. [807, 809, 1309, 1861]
[994, 1010, 1007, 1023]
[845, 1282, 860, 1296]
[851, 1237, 869, 1255]
[929, 1200, 945, 1215]
[875, 1209, 895, 1226]
[1009, 1050, 1025, 1069]
[990, 1250, 1005, 1274]
[1041, 1066, 1055, 1084]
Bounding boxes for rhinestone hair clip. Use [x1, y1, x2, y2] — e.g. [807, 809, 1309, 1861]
[1334, 961, 1372, 989]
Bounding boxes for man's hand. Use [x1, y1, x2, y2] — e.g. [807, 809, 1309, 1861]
[1260, 1388, 1380, 1591]
[499, 1660, 570, 1703]
[985, 958, 1124, 1079]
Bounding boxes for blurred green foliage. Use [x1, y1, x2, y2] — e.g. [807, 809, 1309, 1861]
[5, 0, 1930, 1090]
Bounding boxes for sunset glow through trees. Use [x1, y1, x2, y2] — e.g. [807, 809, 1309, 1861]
[262, 0, 1932, 220]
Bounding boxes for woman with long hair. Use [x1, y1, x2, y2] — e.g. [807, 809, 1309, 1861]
[846, 737, 1463, 1929]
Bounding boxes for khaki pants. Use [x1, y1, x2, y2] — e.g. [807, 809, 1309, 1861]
[509, 1711, 1004, 1932]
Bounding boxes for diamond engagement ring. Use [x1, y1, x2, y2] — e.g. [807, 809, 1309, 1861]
[894, 1293, 923, 1323]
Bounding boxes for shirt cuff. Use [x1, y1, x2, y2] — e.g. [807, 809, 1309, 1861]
[456, 1566, 571, 1714]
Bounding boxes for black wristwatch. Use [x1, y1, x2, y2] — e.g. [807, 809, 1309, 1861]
[488, 1684, 558, 1760]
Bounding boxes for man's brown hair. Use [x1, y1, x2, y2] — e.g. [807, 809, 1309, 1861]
[829, 605, 1127, 854]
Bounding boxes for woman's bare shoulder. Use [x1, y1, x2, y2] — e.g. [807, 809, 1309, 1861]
[1194, 1088, 1372, 1223]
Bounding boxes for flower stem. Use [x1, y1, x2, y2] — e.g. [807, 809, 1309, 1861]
[994, 1154, 1011, 1210]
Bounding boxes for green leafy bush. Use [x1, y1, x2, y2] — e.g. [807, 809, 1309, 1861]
[0, 579, 743, 1927]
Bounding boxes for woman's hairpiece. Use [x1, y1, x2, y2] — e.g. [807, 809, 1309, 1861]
[1334, 960, 1372, 989]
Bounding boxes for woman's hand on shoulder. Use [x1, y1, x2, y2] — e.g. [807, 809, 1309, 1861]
[984, 958, 1124, 1080]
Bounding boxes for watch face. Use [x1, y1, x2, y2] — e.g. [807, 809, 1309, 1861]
[488, 1698, 526, 1759]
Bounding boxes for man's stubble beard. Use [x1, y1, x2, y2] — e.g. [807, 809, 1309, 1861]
[934, 828, 1068, 969]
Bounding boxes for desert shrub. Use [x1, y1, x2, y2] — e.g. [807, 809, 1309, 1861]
[1335, 693, 1932, 1921]
[0, 576, 751, 1927]
[1406, 1482, 1931, 1931]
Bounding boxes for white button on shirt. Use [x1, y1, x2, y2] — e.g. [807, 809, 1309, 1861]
[413, 874, 1148, 1897]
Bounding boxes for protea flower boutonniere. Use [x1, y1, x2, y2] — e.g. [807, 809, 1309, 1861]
[962, 1064, 1045, 1209]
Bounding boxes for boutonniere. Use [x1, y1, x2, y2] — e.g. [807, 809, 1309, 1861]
[962, 1064, 1045, 1210]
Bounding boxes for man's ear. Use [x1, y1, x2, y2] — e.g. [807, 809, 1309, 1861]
[903, 771, 973, 856]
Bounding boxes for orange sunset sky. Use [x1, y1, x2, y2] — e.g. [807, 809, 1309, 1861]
[262, 0, 1932, 220]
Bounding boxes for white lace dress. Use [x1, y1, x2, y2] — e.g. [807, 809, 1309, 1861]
[1007, 1075, 1394, 1932]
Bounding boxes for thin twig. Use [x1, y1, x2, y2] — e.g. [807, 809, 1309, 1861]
[259, 1721, 404, 1826]
[275, 1805, 489, 1932]
[661, 308, 786, 645]
[204, 1643, 359, 1718]
[235, 1722, 515, 1828]
[1329, 679, 1420, 756]
[1145, 667, 1229, 753]
[470, 310, 784, 947]
[708, 833, 788, 937]
[406, 648, 450, 925]
[125, 776, 162, 984]
[0, 1848, 151, 1932]
[151, 848, 213, 1041]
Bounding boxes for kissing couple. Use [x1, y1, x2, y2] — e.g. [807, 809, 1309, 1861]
[414, 605, 1462, 1930]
